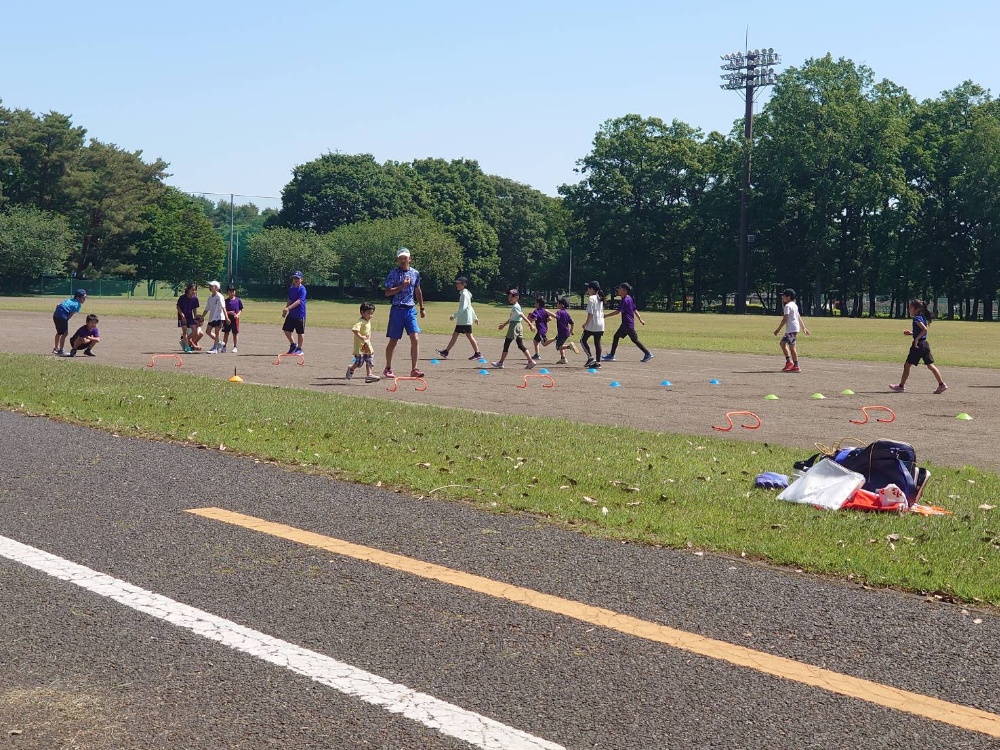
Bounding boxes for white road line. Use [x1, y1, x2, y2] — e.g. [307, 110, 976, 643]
[0, 535, 564, 750]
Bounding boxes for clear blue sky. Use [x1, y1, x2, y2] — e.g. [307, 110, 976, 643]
[4, 1, 998, 208]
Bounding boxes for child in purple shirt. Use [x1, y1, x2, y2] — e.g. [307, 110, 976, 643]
[553, 297, 579, 364]
[68, 315, 100, 357]
[528, 297, 555, 360]
[603, 282, 652, 362]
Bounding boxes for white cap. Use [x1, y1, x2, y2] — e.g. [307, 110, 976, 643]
[208, 280, 221, 288]
[396, 247, 410, 258]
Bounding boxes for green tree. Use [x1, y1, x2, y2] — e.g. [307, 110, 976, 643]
[134, 188, 226, 283]
[243, 227, 339, 285]
[0, 105, 86, 212]
[0, 205, 74, 281]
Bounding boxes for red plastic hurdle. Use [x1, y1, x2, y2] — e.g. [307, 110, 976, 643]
[712, 411, 762, 432]
[386, 376, 427, 392]
[517, 373, 555, 389]
[273, 353, 305, 366]
[849, 405, 896, 425]
[147, 354, 183, 368]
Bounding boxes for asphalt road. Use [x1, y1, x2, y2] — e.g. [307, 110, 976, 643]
[2, 411, 999, 749]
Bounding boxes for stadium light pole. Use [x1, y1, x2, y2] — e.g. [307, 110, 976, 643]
[720, 46, 780, 313]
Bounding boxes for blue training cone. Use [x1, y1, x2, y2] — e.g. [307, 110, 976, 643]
[661, 380, 672, 386]
[710, 378, 721, 385]
[588, 368, 597, 374]
[539, 368, 549, 374]
[478, 369, 490, 375]
[610, 381, 621, 388]
[430, 358, 440, 365]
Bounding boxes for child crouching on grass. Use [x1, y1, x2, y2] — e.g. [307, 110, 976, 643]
[68, 315, 100, 357]
[346, 302, 380, 383]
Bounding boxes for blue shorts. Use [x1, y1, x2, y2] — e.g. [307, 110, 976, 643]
[386, 306, 420, 340]
[781, 332, 798, 346]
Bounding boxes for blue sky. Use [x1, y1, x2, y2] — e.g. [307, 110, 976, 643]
[4, 1, 998, 208]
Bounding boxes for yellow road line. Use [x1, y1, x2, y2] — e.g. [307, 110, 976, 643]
[187, 506, 1000, 739]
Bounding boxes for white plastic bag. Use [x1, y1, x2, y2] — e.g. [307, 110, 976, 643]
[777, 458, 865, 510]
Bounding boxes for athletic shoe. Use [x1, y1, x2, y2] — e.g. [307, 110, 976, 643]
[789, 365, 800, 373]
[183, 346, 193, 353]
[592, 362, 601, 369]
[51, 348, 59, 355]
[602, 354, 616, 361]
[491, 361, 504, 369]
[410, 368, 424, 378]
[569, 342, 579, 354]
[641, 353, 654, 363]
[436, 349, 449, 358]
[84, 350, 95, 357]
[292, 348, 304, 356]
[468, 352, 482, 360]
[288, 343, 296, 354]
[934, 382, 948, 395]
[782, 361, 794, 372]
[383, 368, 395, 379]
[364, 375, 381, 383]
[526, 360, 536, 369]
[889, 384, 905, 393]
[231, 347, 237, 354]
[205, 347, 218, 354]
[556, 357, 568, 364]
[584, 360, 596, 368]
[68, 350, 77, 358]
[219, 345, 227, 353]
[345, 366, 354, 380]
[531, 353, 541, 360]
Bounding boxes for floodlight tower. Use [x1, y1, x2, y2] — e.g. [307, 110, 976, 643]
[720, 46, 780, 313]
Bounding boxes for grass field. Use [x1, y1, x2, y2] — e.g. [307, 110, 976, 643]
[7, 295, 1000, 368]
[2, 352, 1000, 605]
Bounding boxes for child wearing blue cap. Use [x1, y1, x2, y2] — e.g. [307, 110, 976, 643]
[52, 289, 87, 356]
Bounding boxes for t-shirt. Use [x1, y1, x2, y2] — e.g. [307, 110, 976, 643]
[225, 297, 244, 318]
[351, 317, 373, 355]
[783, 301, 800, 334]
[287, 284, 307, 320]
[177, 294, 200, 326]
[453, 288, 477, 325]
[385, 268, 421, 306]
[54, 298, 82, 319]
[529, 308, 549, 337]
[71, 325, 98, 341]
[205, 291, 226, 323]
[506, 302, 525, 338]
[912, 315, 929, 342]
[618, 295, 637, 330]
[584, 295, 605, 333]
[555, 309, 574, 339]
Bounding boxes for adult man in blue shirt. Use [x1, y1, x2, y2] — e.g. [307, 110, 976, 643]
[383, 248, 425, 379]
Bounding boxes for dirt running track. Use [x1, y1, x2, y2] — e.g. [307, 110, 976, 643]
[5, 310, 999, 472]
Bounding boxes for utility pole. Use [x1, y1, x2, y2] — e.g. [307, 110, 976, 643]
[720, 45, 780, 313]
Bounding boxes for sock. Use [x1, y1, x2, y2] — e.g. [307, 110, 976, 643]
[785, 357, 791, 362]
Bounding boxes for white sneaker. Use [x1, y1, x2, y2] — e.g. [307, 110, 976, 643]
[231, 347, 237, 354]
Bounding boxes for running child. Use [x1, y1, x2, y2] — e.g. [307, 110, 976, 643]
[492, 289, 536, 369]
[346, 302, 380, 383]
[553, 296, 579, 364]
[68, 314, 100, 357]
[528, 297, 555, 360]
[202, 280, 227, 353]
[176, 284, 200, 352]
[774, 287, 809, 372]
[52, 289, 87, 356]
[436, 276, 481, 360]
[221, 285, 243, 353]
[889, 299, 947, 394]
[581, 281, 606, 368]
[603, 282, 652, 362]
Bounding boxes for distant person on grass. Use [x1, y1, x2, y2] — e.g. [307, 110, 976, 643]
[346, 302, 380, 383]
[383, 248, 425, 379]
[436, 276, 481, 361]
[774, 287, 809, 373]
[176, 284, 200, 352]
[889, 299, 948, 394]
[52, 288, 87, 356]
[603, 282, 652, 362]
[491, 288, 536, 370]
[68, 314, 100, 357]
[202, 280, 227, 353]
[281, 271, 306, 355]
[221, 285, 243, 353]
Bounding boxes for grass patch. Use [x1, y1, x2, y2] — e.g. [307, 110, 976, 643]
[5, 295, 998, 368]
[2, 353, 999, 604]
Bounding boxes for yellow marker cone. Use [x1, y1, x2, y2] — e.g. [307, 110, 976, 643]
[841, 389, 855, 395]
[956, 412, 973, 420]
[811, 393, 825, 399]
[764, 394, 779, 400]
[229, 368, 243, 383]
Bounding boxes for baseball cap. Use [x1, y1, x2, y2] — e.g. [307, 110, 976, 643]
[455, 276, 469, 285]
[74, 289, 87, 297]
[586, 280, 601, 291]
[208, 280, 221, 288]
[396, 248, 411, 258]
[508, 288, 519, 296]
[782, 287, 796, 298]
[291, 271, 304, 279]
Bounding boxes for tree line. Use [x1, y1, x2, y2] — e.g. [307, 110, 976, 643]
[4, 53, 1000, 316]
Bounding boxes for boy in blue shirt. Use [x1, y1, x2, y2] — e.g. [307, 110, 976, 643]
[52, 289, 87, 356]
[281, 271, 307, 355]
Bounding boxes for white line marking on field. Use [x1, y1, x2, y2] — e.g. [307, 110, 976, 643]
[0, 535, 563, 750]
